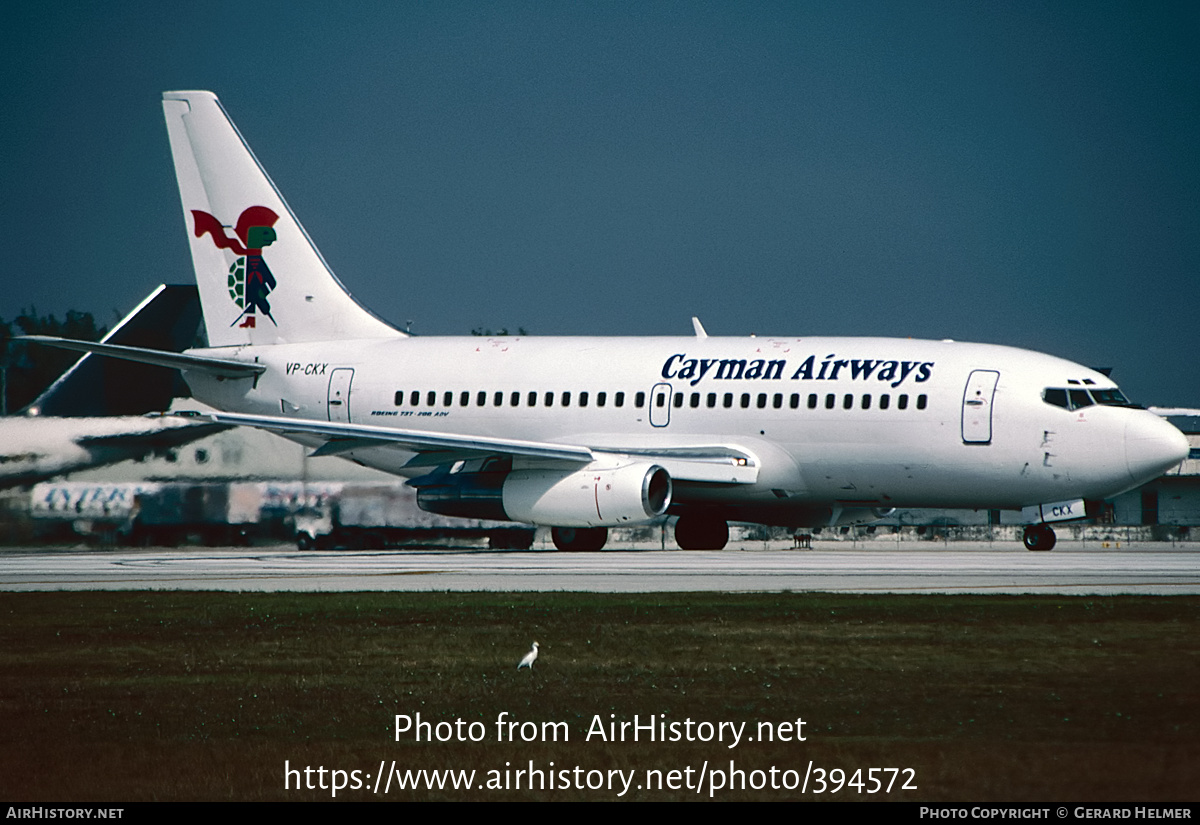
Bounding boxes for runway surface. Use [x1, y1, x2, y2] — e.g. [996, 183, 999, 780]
[1, 542, 1197, 593]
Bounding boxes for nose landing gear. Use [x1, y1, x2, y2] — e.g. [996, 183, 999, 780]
[1022, 523, 1057, 551]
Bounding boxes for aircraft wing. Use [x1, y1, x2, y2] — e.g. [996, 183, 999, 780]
[578, 444, 758, 484]
[199, 411, 596, 463]
[195, 411, 758, 483]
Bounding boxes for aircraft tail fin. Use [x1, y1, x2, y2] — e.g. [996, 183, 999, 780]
[161, 91, 402, 348]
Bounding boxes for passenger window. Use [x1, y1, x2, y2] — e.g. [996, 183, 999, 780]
[741, 393, 751, 409]
[757, 393, 768, 409]
[861, 394, 871, 410]
[825, 393, 835, 410]
[597, 392, 607, 407]
[494, 391, 503, 406]
[511, 391, 521, 406]
[528, 391, 537, 407]
[843, 393, 853, 410]
[579, 391, 588, 407]
[707, 393, 717, 408]
[898, 394, 909, 410]
[808, 394, 818, 409]
[426, 391, 436, 406]
[723, 393, 733, 409]
[789, 393, 799, 409]
[690, 392, 700, 408]
[394, 391, 404, 406]
[917, 394, 927, 410]
[773, 393, 783, 409]
[562, 391, 571, 407]
[545, 392, 554, 407]
[459, 391, 470, 406]
[411, 390, 420, 406]
[477, 391, 487, 406]
[880, 394, 890, 410]
[443, 391, 453, 407]
[673, 393, 683, 408]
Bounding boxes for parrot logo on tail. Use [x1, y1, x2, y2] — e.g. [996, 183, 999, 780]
[191, 206, 280, 328]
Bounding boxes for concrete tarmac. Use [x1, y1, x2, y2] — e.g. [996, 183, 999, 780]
[1, 542, 1197, 593]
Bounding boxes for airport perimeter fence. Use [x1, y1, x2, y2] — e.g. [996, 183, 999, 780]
[1, 487, 1196, 548]
[599, 522, 1197, 549]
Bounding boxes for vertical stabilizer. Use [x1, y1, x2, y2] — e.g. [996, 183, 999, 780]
[162, 91, 402, 347]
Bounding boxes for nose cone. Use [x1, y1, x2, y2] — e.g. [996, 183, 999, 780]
[1125, 413, 1189, 485]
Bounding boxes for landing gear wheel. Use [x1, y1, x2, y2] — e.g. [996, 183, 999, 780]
[674, 515, 730, 550]
[1022, 524, 1057, 551]
[490, 529, 537, 550]
[551, 526, 608, 552]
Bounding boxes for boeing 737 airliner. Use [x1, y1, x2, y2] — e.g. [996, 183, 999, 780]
[23, 91, 1189, 551]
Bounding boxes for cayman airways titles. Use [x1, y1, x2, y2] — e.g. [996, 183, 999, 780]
[661, 353, 935, 387]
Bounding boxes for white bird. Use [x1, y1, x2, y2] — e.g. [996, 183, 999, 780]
[517, 641, 539, 670]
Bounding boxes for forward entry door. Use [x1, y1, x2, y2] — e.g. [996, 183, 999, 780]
[961, 369, 999, 444]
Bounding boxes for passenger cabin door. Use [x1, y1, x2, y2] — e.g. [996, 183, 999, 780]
[961, 369, 999, 444]
[327, 368, 354, 423]
[649, 382, 673, 428]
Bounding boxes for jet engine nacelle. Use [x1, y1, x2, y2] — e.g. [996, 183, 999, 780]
[503, 462, 672, 527]
[416, 459, 672, 527]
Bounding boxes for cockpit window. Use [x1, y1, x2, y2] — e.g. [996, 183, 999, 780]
[1043, 386, 1140, 411]
[1090, 388, 1132, 406]
[1043, 388, 1069, 409]
[1069, 389, 1094, 410]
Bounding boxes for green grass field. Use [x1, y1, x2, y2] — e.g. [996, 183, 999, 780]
[1, 592, 1195, 801]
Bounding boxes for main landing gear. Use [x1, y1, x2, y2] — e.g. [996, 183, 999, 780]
[551, 526, 608, 552]
[674, 514, 730, 550]
[550, 516, 734, 551]
[1022, 523, 1057, 551]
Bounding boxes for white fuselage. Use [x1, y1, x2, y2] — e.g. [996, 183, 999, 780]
[184, 334, 1186, 526]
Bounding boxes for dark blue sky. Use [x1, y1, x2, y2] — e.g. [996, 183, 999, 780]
[3, 1, 1197, 405]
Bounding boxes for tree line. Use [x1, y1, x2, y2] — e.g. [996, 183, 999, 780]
[0, 309, 106, 415]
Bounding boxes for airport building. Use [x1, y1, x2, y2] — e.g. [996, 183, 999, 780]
[1120, 410, 1200, 527]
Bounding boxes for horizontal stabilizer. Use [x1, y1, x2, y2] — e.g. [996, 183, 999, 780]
[18, 336, 265, 379]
